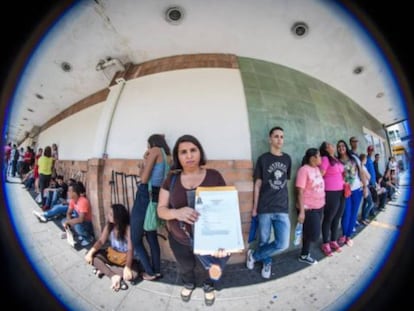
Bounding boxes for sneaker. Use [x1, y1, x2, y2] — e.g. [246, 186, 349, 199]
[60, 232, 67, 239]
[246, 249, 255, 270]
[298, 254, 318, 265]
[32, 210, 47, 222]
[80, 239, 92, 247]
[321, 243, 333, 257]
[329, 241, 342, 253]
[345, 237, 353, 247]
[261, 263, 272, 279]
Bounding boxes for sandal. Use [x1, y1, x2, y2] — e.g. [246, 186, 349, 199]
[180, 287, 194, 302]
[93, 268, 104, 279]
[141, 272, 157, 281]
[120, 280, 128, 290]
[111, 275, 122, 292]
[204, 290, 216, 306]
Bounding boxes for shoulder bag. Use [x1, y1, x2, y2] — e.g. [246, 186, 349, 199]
[143, 148, 169, 231]
[107, 246, 127, 266]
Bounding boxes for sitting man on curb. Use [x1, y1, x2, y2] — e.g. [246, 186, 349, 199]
[33, 178, 76, 222]
[42, 175, 68, 211]
[34, 181, 94, 247]
[61, 181, 94, 247]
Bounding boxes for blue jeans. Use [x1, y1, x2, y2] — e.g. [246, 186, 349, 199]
[253, 212, 290, 265]
[44, 203, 68, 220]
[45, 189, 63, 207]
[130, 183, 161, 275]
[61, 210, 94, 241]
[341, 188, 363, 237]
[361, 191, 374, 221]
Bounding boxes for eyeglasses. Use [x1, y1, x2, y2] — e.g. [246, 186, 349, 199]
[351, 140, 358, 143]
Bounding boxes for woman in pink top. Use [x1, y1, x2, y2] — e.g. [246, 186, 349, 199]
[296, 148, 325, 265]
[319, 141, 345, 256]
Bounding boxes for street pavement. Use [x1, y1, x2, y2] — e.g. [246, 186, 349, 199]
[2, 171, 412, 310]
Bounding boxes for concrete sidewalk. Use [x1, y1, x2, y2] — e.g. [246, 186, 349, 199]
[3, 171, 411, 310]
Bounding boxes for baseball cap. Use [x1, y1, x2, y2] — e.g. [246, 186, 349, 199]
[367, 145, 374, 152]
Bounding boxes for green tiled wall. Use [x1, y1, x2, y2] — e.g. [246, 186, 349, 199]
[238, 57, 385, 240]
[239, 56, 385, 170]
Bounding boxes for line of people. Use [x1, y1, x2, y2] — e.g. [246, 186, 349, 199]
[247, 130, 396, 283]
[24, 130, 397, 306]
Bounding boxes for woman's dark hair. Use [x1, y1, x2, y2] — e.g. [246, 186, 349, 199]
[319, 141, 339, 166]
[171, 134, 206, 170]
[301, 148, 319, 166]
[43, 146, 52, 157]
[148, 134, 171, 155]
[336, 139, 359, 167]
[108, 204, 129, 241]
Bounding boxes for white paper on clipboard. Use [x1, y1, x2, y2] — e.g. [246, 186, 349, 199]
[193, 186, 245, 255]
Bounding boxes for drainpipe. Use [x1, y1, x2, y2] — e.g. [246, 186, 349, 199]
[95, 78, 126, 159]
[382, 123, 392, 158]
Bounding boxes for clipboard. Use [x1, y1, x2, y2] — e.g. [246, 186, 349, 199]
[193, 186, 245, 255]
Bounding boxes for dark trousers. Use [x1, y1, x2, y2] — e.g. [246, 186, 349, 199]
[301, 208, 323, 256]
[321, 190, 344, 243]
[168, 233, 230, 292]
[130, 183, 161, 275]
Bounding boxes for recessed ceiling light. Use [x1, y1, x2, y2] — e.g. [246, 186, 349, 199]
[23, 118, 28, 121]
[388, 108, 393, 112]
[291, 22, 309, 38]
[165, 6, 184, 25]
[353, 66, 364, 74]
[376, 92, 384, 98]
[61, 61, 72, 72]
[27, 108, 34, 112]
[35, 93, 44, 100]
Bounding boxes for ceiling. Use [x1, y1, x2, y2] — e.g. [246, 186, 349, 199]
[3, 0, 412, 144]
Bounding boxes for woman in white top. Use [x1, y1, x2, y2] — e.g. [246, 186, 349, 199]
[336, 140, 366, 247]
[85, 204, 139, 292]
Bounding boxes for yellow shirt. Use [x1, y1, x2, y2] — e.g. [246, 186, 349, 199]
[38, 156, 54, 175]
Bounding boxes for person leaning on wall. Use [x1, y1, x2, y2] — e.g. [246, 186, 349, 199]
[246, 126, 292, 279]
[157, 134, 231, 306]
[130, 134, 171, 281]
[295, 148, 325, 265]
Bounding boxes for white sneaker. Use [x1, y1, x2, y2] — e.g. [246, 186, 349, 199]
[246, 249, 255, 270]
[33, 210, 47, 222]
[261, 263, 272, 279]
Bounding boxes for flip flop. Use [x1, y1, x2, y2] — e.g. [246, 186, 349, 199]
[92, 268, 104, 279]
[111, 275, 122, 292]
[141, 272, 157, 281]
[180, 287, 193, 302]
[120, 280, 128, 290]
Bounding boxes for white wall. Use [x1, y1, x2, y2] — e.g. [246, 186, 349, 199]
[36, 68, 252, 161]
[106, 68, 251, 160]
[37, 103, 105, 160]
